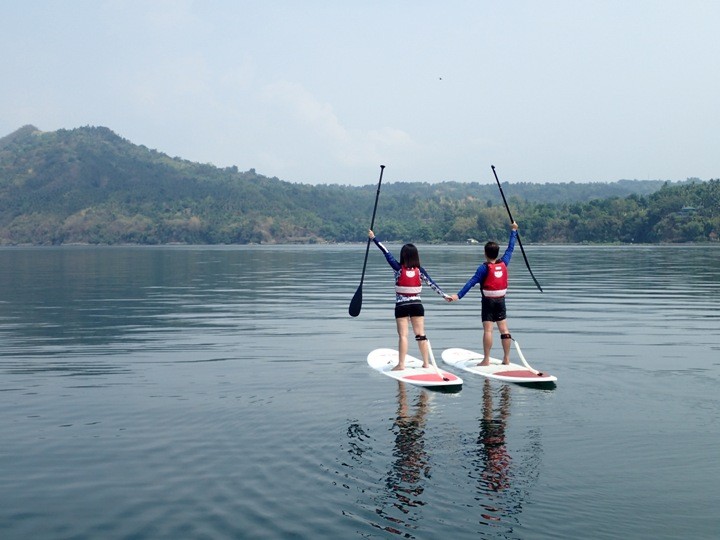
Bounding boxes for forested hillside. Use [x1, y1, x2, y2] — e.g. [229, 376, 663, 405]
[0, 125, 717, 245]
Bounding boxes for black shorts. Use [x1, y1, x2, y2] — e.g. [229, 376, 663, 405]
[395, 302, 425, 319]
[481, 297, 506, 322]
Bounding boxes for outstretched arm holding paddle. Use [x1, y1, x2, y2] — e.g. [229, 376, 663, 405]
[348, 165, 385, 317]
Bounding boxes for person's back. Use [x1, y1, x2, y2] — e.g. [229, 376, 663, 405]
[368, 229, 449, 370]
[448, 222, 519, 365]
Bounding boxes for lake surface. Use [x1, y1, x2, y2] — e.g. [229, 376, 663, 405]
[1, 243, 718, 539]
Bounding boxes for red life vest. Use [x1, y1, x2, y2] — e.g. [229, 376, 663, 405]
[482, 262, 508, 298]
[395, 266, 422, 296]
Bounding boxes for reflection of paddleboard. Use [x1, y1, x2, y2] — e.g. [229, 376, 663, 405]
[441, 347, 557, 387]
[367, 348, 463, 390]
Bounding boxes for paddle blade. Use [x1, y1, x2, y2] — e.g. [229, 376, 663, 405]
[348, 285, 363, 317]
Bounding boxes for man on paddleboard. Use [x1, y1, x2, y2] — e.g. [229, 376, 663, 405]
[447, 222, 519, 366]
[369, 230, 450, 371]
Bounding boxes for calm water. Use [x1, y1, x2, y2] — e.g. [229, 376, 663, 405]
[1, 244, 718, 539]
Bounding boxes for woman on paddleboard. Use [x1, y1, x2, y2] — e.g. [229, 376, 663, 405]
[369, 230, 450, 371]
[447, 222, 519, 366]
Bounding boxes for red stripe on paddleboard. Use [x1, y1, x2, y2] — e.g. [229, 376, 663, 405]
[495, 370, 544, 378]
[404, 373, 459, 382]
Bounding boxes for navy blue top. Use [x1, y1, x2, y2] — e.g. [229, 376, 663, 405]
[457, 230, 518, 299]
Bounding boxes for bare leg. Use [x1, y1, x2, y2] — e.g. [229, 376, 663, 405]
[394, 317, 409, 371]
[480, 320, 494, 366]
[409, 316, 429, 368]
[498, 320, 511, 365]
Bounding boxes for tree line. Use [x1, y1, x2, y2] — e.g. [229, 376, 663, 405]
[0, 125, 717, 245]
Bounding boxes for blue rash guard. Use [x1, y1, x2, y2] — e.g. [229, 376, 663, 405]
[372, 237, 448, 305]
[456, 230, 518, 299]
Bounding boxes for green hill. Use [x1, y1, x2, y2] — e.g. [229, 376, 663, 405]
[0, 125, 716, 244]
[0, 125, 354, 244]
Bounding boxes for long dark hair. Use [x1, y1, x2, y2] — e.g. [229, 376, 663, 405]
[399, 243, 421, 268]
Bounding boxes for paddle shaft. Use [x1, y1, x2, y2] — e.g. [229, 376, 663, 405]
[348, 165, 385, 316]
[490, 165, 543, 292]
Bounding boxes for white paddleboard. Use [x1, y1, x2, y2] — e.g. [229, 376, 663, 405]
[441, 347, 557, 386]
[367, 348, 463, 390]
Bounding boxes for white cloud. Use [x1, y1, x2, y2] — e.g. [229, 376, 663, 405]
[262, 80, 418, 173]
[1, 1, 719, 185]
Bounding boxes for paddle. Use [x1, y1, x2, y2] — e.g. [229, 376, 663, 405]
[348, 165, 385, 317]
[490, 165, 543, 292]
[426, 339, 450, 381]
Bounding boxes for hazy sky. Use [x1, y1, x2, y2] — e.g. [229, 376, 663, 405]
[2, 1, 718, 186]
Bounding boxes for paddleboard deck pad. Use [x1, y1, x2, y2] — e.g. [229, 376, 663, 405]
[367, 348, 463, 389]
[441, 347, 557, 386]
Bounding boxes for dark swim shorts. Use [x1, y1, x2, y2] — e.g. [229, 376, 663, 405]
[395, 302, 425, 319]
[481, 297, 507, 322]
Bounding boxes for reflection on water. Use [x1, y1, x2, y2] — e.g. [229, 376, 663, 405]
[0, 246, 355, 380]
[376, 382, 430, 536]
[477, 380, 512, 497]
[340, 384, 433, 539]
[469, 380, 546, 537]
[475, 379, 515, 529]
[340, 378, 547, 538]
[1, 244, 718, 539]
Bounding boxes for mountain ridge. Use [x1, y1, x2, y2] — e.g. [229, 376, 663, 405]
[0, 125, 714, 245]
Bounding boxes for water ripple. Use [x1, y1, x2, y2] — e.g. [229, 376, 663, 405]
[1, 245, 719, 539]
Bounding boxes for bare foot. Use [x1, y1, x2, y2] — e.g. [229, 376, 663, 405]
[476, 361, 490, 367]
[422, 364, 429, 369]
[391, 365, 405, 371]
